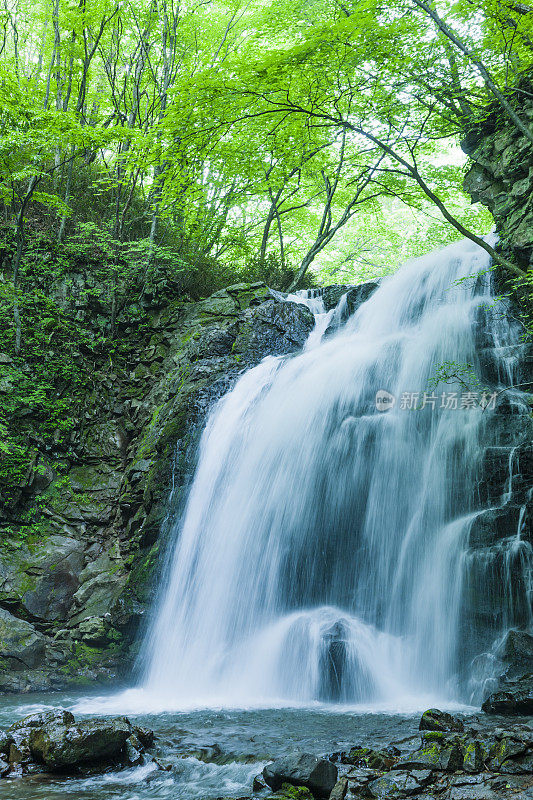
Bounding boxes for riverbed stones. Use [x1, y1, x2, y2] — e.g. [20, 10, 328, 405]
[263, 752, 338, 798]
[323, 709, 533, 799]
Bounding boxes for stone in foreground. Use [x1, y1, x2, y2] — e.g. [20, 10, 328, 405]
[263, 752, 338, 798]
[29, 717, 132, 769]
[0, 708, 154, 776]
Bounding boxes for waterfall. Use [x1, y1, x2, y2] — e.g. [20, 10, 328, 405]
[133, 239, 528, 711]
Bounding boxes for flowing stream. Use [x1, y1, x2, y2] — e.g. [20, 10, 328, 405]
[106, 238, 529, 716]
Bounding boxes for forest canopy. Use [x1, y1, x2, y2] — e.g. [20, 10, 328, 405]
[0, 0, 531, 299]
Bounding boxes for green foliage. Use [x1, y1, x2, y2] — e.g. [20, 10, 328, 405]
[428, 360, 483, 392]
[0, 0, 525, 292]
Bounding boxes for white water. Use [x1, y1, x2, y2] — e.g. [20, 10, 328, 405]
[104, 239, 530, 715]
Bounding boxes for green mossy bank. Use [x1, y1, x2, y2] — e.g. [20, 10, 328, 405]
[0, 247, 316, 691]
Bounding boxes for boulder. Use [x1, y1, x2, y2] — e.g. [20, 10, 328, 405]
[0, 708, 153, 777]
[462, 739, 486, 773]
[29, 716, 133, 769]
[489, 734, 529, 769]
[263, 753, 338, 798]
[482, 674, 533, 715]
[419, 708, 464, 733]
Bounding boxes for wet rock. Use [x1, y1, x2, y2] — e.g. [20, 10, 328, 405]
[320, 282, 379, 314]
[263, 752, 338, 798]
[446, 774, 502, 800]
[462, 85, 533, 267]
[9, 709, 75, 731]
[328, 776, 347, 800]
[467, 505, 523, 548]
[253, 773, 268, 791]
[489, 733, 529, 768]
[396, 732, 463, 772]
[419, 709, 464, 733]
[29, 716, 135, 769]
[233, 300, 314, 363]
[133, 725, 154, 748]
[8, 739, 29, 765]
[125, 734, 143, 766]
[70, 571, 126, 622]
[482, 674, 533, 714]
[323, 281, 380, 336]
[345, 766, 379, 782]
[497, 630, 533, 677]
[365, 769, 433, 798]
[23, 568, 80, 622]
[75, 616, 109, 647]
[462, 739, 486, 773]
[0, 709, 104, 775]
[344, 746, 398, 770]
[0, 608, 47, 670]
[319, 286, 353, 311]
[497, 751, 533, 773]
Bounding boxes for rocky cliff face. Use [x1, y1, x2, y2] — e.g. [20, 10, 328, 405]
[0, 280, 316, 691]
[461, 312, 533, 695]
[462, 75, 533, 270]
[461, 92, 533, 692]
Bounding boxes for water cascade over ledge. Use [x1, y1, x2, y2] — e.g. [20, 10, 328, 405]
[121, 239, 531, 713]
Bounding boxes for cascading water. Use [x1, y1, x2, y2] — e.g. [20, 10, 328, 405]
[133, 238, 530, 711]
